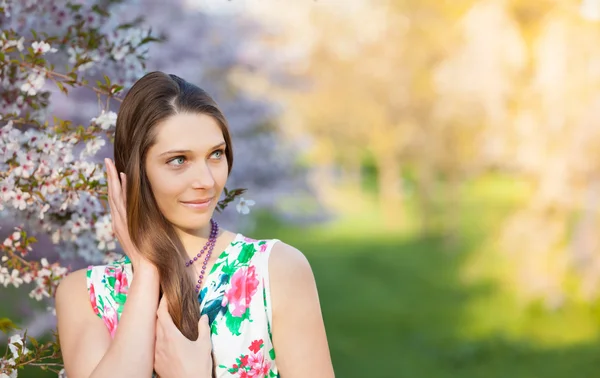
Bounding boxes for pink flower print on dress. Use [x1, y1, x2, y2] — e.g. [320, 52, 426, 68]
[113, 267, 129, 295]
[225, 265, 259, 317]
[247, 351, 269, 378]
[89, 281, 99, 315]
[103, 304, 119, 338]
[104, 266, 113, 277]
[249, 339, 263, 354]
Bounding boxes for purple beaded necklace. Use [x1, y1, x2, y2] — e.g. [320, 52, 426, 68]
[186, 219, 219, 293]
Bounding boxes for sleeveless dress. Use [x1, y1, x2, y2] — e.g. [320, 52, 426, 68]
[86, 234, 280, 378]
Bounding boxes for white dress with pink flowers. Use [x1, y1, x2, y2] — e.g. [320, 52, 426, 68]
[86, 234, 281, 377]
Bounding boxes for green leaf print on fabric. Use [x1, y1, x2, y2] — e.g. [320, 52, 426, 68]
[211, 319, 219, 336]
[237, 243, 256, 264]
[221, 262, 237, 276]
[225, 306, 251, 336]
[210, 259, 225, 274]
[115, 292, 127, 305]
[97, 294, 105, 311]
[106, 275, 116, 288]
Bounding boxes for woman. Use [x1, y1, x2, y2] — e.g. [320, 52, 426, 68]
[55, 72, 335, 378]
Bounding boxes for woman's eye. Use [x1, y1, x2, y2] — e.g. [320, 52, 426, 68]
[211, 150, 224, 159]
[168, 156, 186, 166]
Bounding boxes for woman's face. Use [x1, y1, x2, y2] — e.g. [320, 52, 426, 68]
[145, 112, 229, 234]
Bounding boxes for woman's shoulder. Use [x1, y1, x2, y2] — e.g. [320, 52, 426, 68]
[55, 267, 87, 301]
[234, 233, 309, 267]
[267, 241, 312, 277]
[55, 267, 99, 321]
[265, 240, 318, 314]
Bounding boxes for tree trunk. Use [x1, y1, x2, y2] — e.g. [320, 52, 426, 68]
[340, 157, 363, 191]
[375, 150, 403, 228]
[416, 163, 437, 236]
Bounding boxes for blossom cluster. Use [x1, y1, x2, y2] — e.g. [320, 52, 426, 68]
[0, 1, 267, 376]
[0, 1, 158, 376]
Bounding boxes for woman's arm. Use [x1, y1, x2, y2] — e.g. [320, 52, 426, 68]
[269, 243, 335, 377]
[56, 262, 160, 378]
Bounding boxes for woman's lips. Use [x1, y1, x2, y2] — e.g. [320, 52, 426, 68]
[180, 198, 213, 210]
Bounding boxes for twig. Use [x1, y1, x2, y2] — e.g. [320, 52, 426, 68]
[18, 61, 122, 103]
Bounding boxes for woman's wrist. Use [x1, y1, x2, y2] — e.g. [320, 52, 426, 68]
[133, 261, 160, 280]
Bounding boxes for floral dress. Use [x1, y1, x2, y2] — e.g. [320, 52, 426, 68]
[86, 234, 280, 378]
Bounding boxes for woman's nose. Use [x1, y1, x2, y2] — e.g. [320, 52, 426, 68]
[190, 162, 215, 190]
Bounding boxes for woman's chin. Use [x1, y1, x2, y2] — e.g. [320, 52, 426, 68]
[179, 216, 214, 230]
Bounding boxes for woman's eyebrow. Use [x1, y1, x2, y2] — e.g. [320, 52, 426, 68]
[211, 142, 227, 149]
[158, 142, 226, 157]
[159, 149, 191, 157]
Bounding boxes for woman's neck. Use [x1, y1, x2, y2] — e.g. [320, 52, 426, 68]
[175, 223, 215, 259]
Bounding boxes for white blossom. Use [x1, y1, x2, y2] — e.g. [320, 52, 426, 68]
[3, 269, 24, 288]
[29, 285, 50, 301]
[20, 69, 46, 96]
[91, 111, 117, 130]
[111, 44, 129, 61]
[31, 41, 57, 55]
[8, 334, 29, 358]
[81, 137, 106, 158]
[95, 214, 116, 251]
[236, 197, 256, 215]
[11, 190, 30, 211]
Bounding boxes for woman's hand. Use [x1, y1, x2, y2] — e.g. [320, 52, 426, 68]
[154, 295, 213, 378]
[104, 158, 152, 272]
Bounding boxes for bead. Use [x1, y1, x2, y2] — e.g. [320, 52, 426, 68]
[187, 219, 218, 293]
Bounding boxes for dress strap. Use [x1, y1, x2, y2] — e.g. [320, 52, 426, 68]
[86, 256, 131, 338]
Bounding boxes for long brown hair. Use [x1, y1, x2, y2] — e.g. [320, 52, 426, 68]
[114, 71, 233, 341]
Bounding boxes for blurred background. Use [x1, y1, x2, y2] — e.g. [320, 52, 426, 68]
[6, 0, 600, 376]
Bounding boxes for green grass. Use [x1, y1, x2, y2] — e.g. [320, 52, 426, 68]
[6, 173, 600, 377]
[252, 174, 600, 378]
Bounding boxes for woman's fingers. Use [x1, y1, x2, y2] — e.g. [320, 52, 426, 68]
[105, 158, 125, 221]
[107, 159, 123, 212]
[158, 294, 168, 313]
[157, 295, 179, 335]
[119, 172, 127, 207]
[104, 159, 117, 228]
[197, 315, 212, 344]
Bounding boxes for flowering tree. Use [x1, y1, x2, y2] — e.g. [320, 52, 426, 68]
[0, 0, 292, 375]
[114, 0, 309, 214]
[0, 0, 155, 374]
